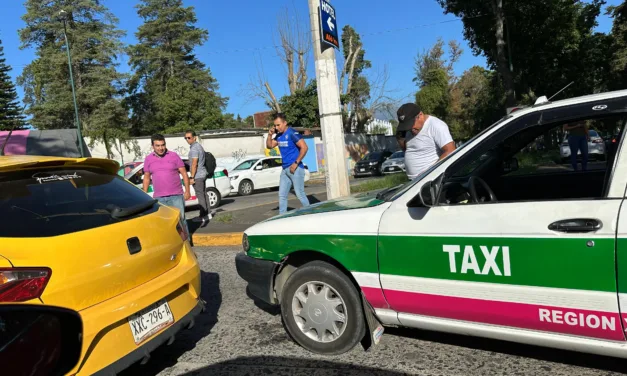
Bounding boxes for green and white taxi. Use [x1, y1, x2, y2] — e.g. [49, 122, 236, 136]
[236, 89, 627, 357]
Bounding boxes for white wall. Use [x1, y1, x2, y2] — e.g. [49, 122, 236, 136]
[86, 134, 266, 168]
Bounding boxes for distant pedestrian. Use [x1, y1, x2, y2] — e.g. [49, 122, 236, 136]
[563, 121, 589, 171]
[395, 103, 456, 179]
[185, 130, 211, 226]
[266, 113, 310, 214]
[143, 134, 191, 233]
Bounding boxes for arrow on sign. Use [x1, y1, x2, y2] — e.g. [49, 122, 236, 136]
[327, 17, 335, 31]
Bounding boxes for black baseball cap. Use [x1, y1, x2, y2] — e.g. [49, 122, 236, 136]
[396, 103, 422, 132]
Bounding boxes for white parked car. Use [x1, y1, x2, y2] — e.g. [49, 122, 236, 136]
[122, 158, 232, 208]
[381, 150, 406, 175]
[229, 156, 311, 196]
[560, 129, 606, 162]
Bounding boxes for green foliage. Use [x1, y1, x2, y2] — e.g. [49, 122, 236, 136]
[243, 115, 254, 127]
[448, 66, 502, 140]
[351, 173, 409, 194]
[278, 80, 319, 128]
[437, 0, 609, 99]
[18, 0, 127, 155]
[340, 25, 372, 130]
[415, 69, 449, 119]
[413, 38, 461, 87]
[0, 40, 25, 130]
[127, 0, 226, 136]
[608, 2, 627, 90]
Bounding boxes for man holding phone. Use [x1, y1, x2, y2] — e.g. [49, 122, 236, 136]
[266, 113, 310, 215]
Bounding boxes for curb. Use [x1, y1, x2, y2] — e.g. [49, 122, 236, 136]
[192, 232, 244, 247]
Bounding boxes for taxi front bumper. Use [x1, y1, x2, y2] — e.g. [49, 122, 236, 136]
[235, 252, 278, 305]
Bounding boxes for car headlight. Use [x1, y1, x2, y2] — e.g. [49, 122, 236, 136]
[242, 233, 250, 252]
[369, 162, 377, 166]
[230, 175, 239, 181]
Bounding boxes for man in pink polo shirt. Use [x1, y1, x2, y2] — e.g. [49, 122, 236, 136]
[143, 134, 191, 233]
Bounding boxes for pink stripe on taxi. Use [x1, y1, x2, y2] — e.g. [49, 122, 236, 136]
[384, 290, 625, 341]
[361, 287, 390, 309]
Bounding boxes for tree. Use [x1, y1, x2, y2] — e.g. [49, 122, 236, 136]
[340, 26, 400, 132]
[340, 25, 371, 114]
[127, 0, 227, 135]
[18, 0, 128, 155]
[448, 66, 496, 140]
[243, 6, 310, 113]
[413, 38, 461, 87]
[608, 2, 627, 90]
[278, 80, 319, 129]
[415, 69, 450, 119]
[244, 115, 254, 126]
[414, 39, 461, 121]
[437, 0, 606, 106]
[0, 39, 25, 130]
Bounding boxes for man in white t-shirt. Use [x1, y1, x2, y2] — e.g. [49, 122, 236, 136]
[395, 103, 456, 179]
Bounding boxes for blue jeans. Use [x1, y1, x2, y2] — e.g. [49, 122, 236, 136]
[156, 195, 189, 234]
[568, 135, 588, 171]
[279, 167, 310, 214]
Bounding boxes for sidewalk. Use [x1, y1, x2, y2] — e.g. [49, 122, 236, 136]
[188, 192, 327, 246]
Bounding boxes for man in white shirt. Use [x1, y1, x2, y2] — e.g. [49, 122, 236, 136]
[395, 103, 456, 179]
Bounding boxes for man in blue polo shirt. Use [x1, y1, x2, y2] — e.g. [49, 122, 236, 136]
[266, 113, 310, 214]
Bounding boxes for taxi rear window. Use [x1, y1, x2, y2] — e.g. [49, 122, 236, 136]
[0, 168, 157, 238]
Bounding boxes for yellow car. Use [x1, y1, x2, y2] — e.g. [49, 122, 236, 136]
[0, 156, 203, 375]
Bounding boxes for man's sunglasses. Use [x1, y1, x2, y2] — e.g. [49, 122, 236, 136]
[185, 136, 193, 140]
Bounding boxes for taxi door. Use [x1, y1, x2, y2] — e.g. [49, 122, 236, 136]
[378, 103, 627, 343]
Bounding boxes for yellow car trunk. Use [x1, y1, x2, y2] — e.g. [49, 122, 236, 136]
[0, 205, 184, 311]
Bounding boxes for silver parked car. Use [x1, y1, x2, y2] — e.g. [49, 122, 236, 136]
[560, 129, 606, 162]
[381, 150, 405, 174]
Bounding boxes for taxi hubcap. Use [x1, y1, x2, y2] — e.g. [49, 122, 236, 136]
[292, 281, 347, 343]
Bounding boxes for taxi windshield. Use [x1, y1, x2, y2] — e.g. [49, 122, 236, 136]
[378, 115, 510, 202]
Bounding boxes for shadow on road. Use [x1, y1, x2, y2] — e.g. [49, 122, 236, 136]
[246, 286, 281, 316]
[180, 355, 408, 375]
[385, 326, 627, 373]
[119, 271, 222, 376]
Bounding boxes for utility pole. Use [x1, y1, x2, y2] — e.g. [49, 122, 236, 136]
[59, 10, 85, 158]
[307, 0, 350, 199]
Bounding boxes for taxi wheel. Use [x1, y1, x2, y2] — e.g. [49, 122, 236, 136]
[207, 188, 221, 209]
[280, 261, 365, 355]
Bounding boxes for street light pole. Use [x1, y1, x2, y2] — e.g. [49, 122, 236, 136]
[59, 10, 85, 158]
[307, 0, 350, 199]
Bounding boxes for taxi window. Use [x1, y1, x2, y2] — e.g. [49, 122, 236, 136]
[438, 113, 627, 205]
[0, 168, 157, 238]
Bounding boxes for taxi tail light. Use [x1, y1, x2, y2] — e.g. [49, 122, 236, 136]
[0, 268, 51, 302]
[177, 219, 189, 242]
[223, 169, 228, 178]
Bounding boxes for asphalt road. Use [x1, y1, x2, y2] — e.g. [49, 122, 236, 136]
[120, 247, 627, 376]
[185, 175, 382, 218]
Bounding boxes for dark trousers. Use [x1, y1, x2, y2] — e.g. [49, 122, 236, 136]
[568, 135, 589, 171]
[193, 178, 209, 218]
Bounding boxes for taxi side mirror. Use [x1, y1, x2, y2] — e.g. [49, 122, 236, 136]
[254, 165, 263, 171]
[407, 181, 436, 208]
[503, 157, 519, 173]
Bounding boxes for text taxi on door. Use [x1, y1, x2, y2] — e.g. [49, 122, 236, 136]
[235, 89, 627, 357]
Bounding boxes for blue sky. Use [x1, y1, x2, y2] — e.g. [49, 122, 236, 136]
[0, 0, 622, 120]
